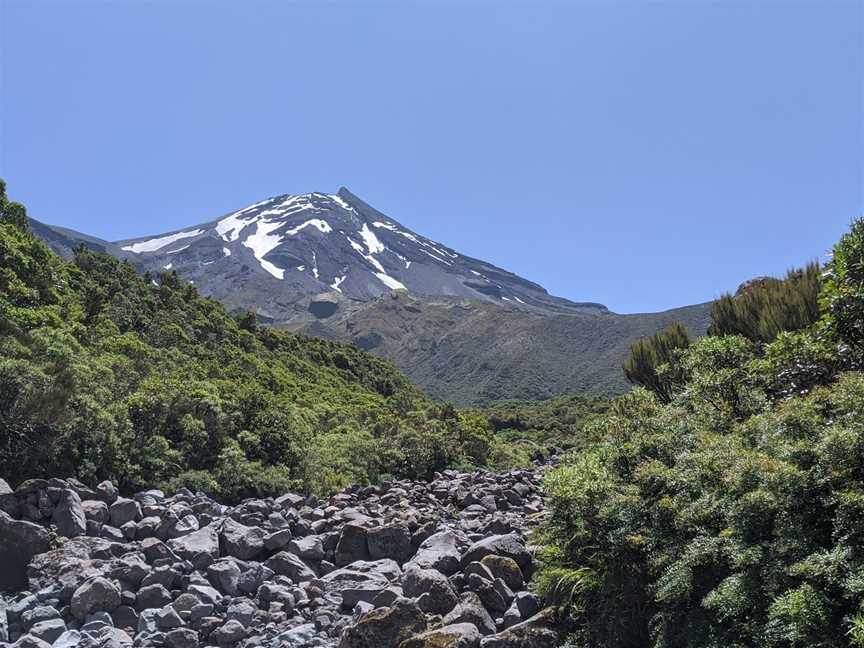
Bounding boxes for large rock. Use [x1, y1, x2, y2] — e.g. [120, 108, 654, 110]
[321, 565, 392, 610]
[287, 535, 325, 561]
[367, 524, 412, 564]
[208, 559, 242, 595]
[220, 519, 265, 560]
[338, 597, 426, 648]
[54, 489, 86, 538]
[81, 500, 109, 524]
[400, 623, 481, 648]
[29, 618, 67, 644]
[210, 619, 246, 645]
[112, 552, 150, 586]
[135, 584, 173, 611]
[27, 536, 114, 599]
[443, 592, 497, 636]
[165, 628, 200, 648]
[461, 534, 531, 573]
[335, 522, 370, 566]
[0, 510, 53, 590]
[480, 555, 524, 590]
[478, 609, 557, 648]
[402, 566, 458, 615]
[109, 498, 141, 527]
[265, 551, 316, 582]
[408, 530, 463, 575]
[0, 478, 16, 515]
[168, 524, 220, 561]
[70, 577, 121, 620]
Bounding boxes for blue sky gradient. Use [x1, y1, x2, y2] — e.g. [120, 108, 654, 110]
[1, 0, 861, 313]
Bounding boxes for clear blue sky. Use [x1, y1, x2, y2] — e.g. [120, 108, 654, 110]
[1, 1, 861, 313]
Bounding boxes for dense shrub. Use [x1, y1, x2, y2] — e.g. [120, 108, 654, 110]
[539, 374, 864, 647]
[623, 323, 691, 403]
[709, 263, 821, 343]
[539, 219, 864, 647]
[821, 218, 864, 358]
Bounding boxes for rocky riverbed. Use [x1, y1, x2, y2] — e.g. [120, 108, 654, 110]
[0, 466, 558, 648]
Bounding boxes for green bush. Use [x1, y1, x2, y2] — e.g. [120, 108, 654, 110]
[623, 323, 691, 404]
[821, 217, 864, 358]
[540, 219, 864, 647]
[539, 374, 864, 647]
[709, 263, 821, 344]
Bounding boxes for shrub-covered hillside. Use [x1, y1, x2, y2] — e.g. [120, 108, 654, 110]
[0, 181, 501, 500]
[538, 219, 864, 646]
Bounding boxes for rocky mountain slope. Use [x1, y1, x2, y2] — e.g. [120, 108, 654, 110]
[302, 292, 711, 405]
[0, 463, 556, 648]
[31, 189, 602, 323]
[30, 189, 711, 403]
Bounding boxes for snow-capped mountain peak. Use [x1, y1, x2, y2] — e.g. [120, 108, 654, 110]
[39, 188, 607, 322]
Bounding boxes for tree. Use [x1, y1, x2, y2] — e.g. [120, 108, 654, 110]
[709, 263, 821, 344]
[623, 323, 691, 404]
[0, 179, 29, 231]
[821, 217, 864, 358]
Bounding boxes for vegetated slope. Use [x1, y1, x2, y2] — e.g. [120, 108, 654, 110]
[29, 187, 712, 404]
[0, 183, 518, 501]
[301, 291, 712, 405]
[537, 220, 864, 647]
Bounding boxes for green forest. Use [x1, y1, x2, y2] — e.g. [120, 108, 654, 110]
[0, 180, 555, 500]
[537, 219, 864, 646]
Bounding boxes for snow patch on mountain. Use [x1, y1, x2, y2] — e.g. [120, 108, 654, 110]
[122, 229, 203, 253]
[359, 224, 384, 255]
[375, 272, 406, 291]
[421, 248, 452, 266]
[216, 211, 255, 242]
[285, 219, 332, 236]
[244, 219, 287, 279]
[328, 194, 355, 212]
[330, 275, 346, 292]
[372, 220, 457, 261]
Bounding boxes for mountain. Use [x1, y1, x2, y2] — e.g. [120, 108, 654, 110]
[38, 188, 604, 322]
[30, 188, 712, 403]
[302, 292, 711, 404]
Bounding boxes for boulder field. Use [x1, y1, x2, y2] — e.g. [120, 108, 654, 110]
[0, 466, 558, 648]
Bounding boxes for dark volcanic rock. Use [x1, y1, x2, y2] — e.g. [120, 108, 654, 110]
[3, 463, 555, 648]
[338, 597, 426, 648]
[0, 511, 53, 590]
[53, 489, 86, 538]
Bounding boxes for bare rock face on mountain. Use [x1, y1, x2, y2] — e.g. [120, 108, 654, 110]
[1, 463, 557, 648]
[35, 188, 601, 324]
[30, 187, 711, 404]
